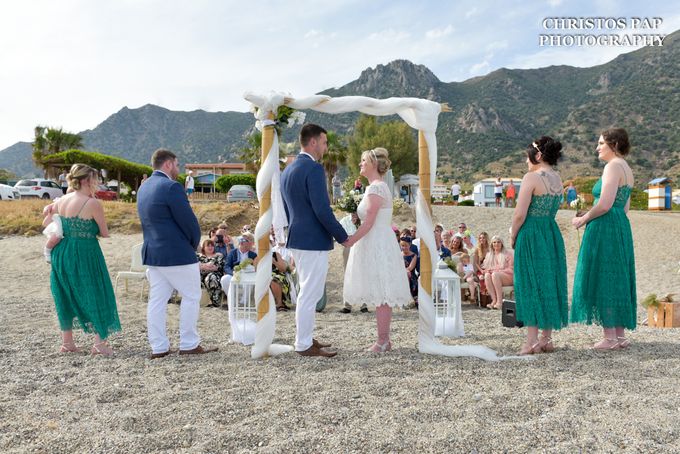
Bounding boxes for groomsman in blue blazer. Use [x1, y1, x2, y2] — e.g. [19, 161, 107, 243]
[137, 149, 218, 358]
[280, 124, 350, 357]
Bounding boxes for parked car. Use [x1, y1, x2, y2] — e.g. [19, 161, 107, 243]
[0, 183, 20, 200]
[96, 184, 118, 201]
[227, 184, 256, 202]
[14, 179, 63, 199]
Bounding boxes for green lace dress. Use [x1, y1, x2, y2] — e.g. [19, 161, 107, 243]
[571, 179, 636, 329]
[514, 192, 568, 330]
[50, 216, 121, 339]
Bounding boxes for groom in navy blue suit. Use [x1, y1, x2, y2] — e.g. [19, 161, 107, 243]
[137, 148, 217, 358]
[281, 124, 349, 357]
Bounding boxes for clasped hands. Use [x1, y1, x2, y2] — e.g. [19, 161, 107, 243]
[343, 235, 357, 248]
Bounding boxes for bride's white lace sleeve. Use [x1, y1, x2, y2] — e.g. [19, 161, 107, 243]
[366, 182, 391, 206]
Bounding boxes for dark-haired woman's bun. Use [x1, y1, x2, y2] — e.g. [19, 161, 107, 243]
[542, 139, 563, 165]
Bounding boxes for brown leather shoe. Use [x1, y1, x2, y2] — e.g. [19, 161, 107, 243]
[179, 345, 219, 355]
[149, 349, 175, 359]
[313, 338, 331, 348]
[297, 344, 337, 358]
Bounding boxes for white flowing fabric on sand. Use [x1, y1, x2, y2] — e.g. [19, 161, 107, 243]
[245, 91, 523, 361]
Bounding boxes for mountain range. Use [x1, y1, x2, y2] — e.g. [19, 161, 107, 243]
[2, 28, 679, 185]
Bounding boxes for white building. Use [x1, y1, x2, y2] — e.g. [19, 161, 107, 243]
[473, 177, 522, 207]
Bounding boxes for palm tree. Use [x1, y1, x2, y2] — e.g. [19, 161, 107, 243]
[32, 126, 84, 176]
[238, 131, 263, 173]
[321, 131, 347, 197]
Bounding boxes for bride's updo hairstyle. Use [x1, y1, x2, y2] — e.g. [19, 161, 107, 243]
[526, 136, 563, 166]
[67, 163, 99, 191]
[361, 147, 391, 176]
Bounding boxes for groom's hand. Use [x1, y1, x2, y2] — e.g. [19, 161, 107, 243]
[342, 236, 353, 248]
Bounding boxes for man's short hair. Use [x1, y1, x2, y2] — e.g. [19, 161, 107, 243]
[151, 148, 177, 170]
[299, 124, 327, 147]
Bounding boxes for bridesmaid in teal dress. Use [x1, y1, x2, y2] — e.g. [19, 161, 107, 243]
[571, 128, 636, 350]
[511, 136, 568, 355]
[49, 164, 121, 356]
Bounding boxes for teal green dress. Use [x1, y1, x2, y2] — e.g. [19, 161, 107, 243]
[571, 178, 636, 329]
[50, 216, 121, 339]
[514, 191, 568, 330]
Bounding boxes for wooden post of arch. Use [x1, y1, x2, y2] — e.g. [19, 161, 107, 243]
[257, 112, 275, 321]
[418, 130, 433, 296]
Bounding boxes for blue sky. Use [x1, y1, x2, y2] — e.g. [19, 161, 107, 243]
[1, 0, 678, 150]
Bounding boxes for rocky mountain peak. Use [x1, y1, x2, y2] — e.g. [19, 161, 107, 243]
[343, 59, 440, 98]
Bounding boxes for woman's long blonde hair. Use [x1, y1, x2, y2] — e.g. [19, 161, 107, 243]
[474, 231, 490, 262]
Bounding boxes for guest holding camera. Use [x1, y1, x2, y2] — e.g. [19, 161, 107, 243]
[197, 239, 226, 307]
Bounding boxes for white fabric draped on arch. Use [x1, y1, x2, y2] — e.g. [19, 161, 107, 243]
[244, 91, 527, 362]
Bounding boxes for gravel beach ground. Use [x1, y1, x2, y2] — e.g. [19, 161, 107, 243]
[1, 206, 679, 453]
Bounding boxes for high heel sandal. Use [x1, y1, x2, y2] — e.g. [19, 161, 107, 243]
[59, 343, 82, 353]
[91, 341, 114, 356]
[617, 336, 631, 349]
[367, 341, 392, 353]
[519, 341, 542, 355]
[539, 336, 555, 353]
[592, 338, 620, 351]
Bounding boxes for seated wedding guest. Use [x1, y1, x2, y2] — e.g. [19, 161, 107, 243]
[400, 237, 419, 306]
[213, 228, 233, 258]
[255, 249, 294, 312]
[449, 234, 466, 256]
[410, 225, 420, 252]
[441, 229, 453, 251]
[197, 239, 226, 307]
[482, 236, 514, 310]
[400, 227, 419, 255]
[434, 229, 451, 260]
[472, 231, 491, 305]
[457, 253, 478, 303]
[272, 230, 299, 310]
[220, 233, 258, 308]
[457, 222, 476, 248]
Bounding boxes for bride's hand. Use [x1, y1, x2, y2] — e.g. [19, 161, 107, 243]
[343, 236, 355, 248]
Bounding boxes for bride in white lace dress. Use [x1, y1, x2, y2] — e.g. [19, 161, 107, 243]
[344, 148, 412, 352]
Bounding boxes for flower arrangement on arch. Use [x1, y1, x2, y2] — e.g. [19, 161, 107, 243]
[251, 104, 306, 133]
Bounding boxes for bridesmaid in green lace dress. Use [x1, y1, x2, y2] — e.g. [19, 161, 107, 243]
[511, 137, 568, 355]
[50, 164, 121, 356]
[571, 128, 636, 350]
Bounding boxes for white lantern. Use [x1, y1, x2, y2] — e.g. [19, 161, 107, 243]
[433, 264, 465, 337]
[227, 270, 258, 345]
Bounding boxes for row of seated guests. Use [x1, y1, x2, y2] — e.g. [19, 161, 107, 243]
[394, 223, 513, 309]
[198, 225, 297, 312]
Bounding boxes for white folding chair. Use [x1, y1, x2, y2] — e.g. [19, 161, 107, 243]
[115, 243, 148, 301]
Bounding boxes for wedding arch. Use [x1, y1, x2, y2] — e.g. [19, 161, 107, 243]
[243, 91, 504, 361]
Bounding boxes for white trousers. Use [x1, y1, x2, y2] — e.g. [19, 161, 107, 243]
[291, 249, 328, 351]
[220, 274, 232, 296]
[146, 263, 201, 354]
